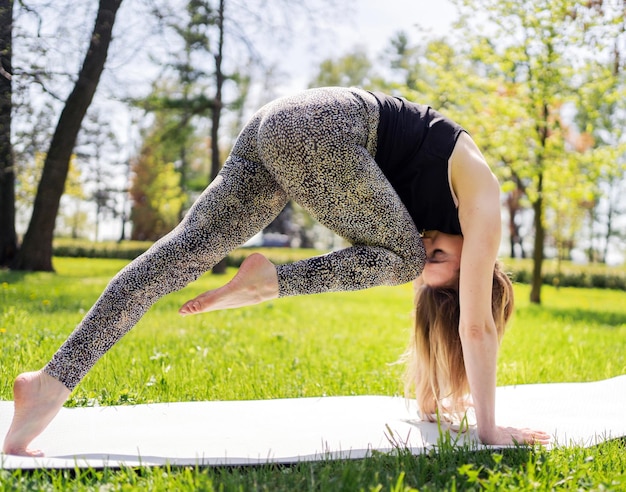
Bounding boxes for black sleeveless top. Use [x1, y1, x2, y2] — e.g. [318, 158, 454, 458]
[369, 91, 465, 236]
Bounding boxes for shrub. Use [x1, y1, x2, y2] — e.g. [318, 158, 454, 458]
[52, 239, 626, 291]
[53, 239, 322, 267]
[505, 258, 626, 291]
[53, 239, 153, 260]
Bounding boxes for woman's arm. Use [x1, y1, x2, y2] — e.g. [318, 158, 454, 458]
[451, 133, 549, 445]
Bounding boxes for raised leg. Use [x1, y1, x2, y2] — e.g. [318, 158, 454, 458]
[179, 88, 425, 310]
[179, 252, 278, 315]
[256, 88, 425, 296]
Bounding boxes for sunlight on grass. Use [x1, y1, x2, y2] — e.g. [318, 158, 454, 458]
[1, 257, 625, 490]
[499, 283, 626, 385]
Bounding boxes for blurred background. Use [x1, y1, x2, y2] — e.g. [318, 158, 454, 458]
[1, 0, 625, 303]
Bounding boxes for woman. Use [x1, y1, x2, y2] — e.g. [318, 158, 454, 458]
[3, 87, 549, 456]
[405, 256, 515, 423]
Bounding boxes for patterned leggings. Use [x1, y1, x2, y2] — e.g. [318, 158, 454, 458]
[43, 87, 425, 390]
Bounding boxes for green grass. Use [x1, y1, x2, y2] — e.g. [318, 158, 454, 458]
[1, 257, 626, 490]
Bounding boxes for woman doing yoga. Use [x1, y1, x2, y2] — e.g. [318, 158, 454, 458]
[3, 87, 549, 456]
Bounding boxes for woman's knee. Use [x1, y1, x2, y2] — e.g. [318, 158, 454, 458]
[392, 238, 426, 284]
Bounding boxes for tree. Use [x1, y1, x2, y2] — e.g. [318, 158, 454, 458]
[380, 2, 624, 301]
[12, 0, 123, 271]
[143, 0, 338, 271]
[75, 110, 125, 241]
[572, 1, 626, 264]
[382, 34, 537, 261]
[143, 0, 249, 273]
[309, 48, 376, 88]
[11, 101, 54, 230]
[0, 0, 16, 266]
[133, 79, 211, 238]
[55, 156, 88, 239]
[447, 0, 614, 303]
[129, 112, 187, 241]
[130, 153, 185, 241]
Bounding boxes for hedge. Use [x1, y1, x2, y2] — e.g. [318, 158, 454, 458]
[52, 239, 626, 291]
[504, 258, 626, 291]
[53, 239, 153, 261]
[52, 239, 321, 268]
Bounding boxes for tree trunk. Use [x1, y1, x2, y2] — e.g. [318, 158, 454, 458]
[12, 0, 122, 271]
[601, 180, 616, 264]
[0, 0, 17, 266]
[506, 188, 524, 259]
[210, 0, 227, 275]
[529, 173, 544, 304]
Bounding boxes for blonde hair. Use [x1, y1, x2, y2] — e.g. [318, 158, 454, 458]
[403, 263, 514, 421]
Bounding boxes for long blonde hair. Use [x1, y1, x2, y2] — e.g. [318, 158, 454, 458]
[403, 263, 514, 421]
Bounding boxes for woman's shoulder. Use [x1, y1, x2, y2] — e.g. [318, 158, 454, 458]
[450, 133, 500, 203]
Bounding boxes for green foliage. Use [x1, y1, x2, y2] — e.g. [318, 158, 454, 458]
[53, 238, 155, 261]
[309, 48, 376, 89]
[51, 239, 626, 290]
[384, 0, 626, 302]
[14, 151, 45, 220]
[1, 257, 626, 489]
[51, 238, 323, 266]
[505, 258, 626, 291]
[130, 153, 186, 240]
[129, 112, 188, 240]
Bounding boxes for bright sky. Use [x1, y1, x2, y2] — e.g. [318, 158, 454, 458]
[276, 0, 458, 93]
[340, 0, 457, 49]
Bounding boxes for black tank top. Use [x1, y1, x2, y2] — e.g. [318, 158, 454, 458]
[369, 92, 465, 236]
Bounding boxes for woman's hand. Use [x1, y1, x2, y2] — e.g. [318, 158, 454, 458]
[479, 425, 551, 446]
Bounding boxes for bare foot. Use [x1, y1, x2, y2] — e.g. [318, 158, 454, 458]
[3, 371, 71, 456]
[179, 253, 279, 316]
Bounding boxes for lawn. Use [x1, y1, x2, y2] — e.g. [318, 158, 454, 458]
[1, 257, 625, 490]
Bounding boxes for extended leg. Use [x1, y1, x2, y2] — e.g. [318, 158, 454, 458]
[3, 155, 287, 456]
[43, 156, 287, 390]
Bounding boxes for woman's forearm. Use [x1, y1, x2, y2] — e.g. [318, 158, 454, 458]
[459, 318, 499, 442]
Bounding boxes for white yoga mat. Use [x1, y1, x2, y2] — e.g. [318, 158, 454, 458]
[1, 376, 625, 469]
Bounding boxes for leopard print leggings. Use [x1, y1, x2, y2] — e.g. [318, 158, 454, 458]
[43, 87, 426, 390]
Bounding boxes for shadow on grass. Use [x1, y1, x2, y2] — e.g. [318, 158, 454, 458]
[0, 269, 30, 283]
[540, 306, 626, 328]
[15, 439, 624, 491]
[546, 308, 626, 328]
